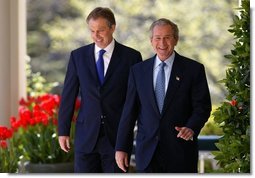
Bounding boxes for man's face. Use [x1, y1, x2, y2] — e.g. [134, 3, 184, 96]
[151, 25, 178, 61]
[88, 17, 115, 48]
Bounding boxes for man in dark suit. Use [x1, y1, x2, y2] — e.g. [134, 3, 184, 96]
[115, 18, 211, 173]
[58, 7, 142, 173]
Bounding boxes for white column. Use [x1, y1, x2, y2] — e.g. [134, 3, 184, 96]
[0, 0, 11, 127]
[0, 0, 26, 127]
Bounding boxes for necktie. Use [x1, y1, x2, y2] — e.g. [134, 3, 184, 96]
[96, 49, 106, 85]
[155, 62, 166, 113]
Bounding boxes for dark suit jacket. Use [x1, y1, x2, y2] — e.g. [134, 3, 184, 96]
[116, 52, 211, 172]
[58, 41, 142, 154]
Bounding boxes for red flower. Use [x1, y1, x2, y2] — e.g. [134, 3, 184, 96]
[52, 118, 58, 126]
[230, 99, 237, 106]
[6, 94, 80, 164]
[0, 126, 13, 140]
[19, 106, 32, 127]
[0, 140, 8, 149]
[10, 117, 20, 132]
[19, 97, 27, 106]
[40, 97, 56, 114]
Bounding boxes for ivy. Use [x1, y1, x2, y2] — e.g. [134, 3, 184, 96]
[212, 0, 250, 173]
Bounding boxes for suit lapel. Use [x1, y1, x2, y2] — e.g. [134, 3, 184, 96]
[144, 57, 162, 115]
[103, 41, 121, 85]
[162, 53, 183, 115]
[86, 44, 100, 84]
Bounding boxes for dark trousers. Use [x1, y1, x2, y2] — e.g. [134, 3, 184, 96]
[74, 126, 123, 173]
[137, 143, 198, 173]
[137, 144, 169, 173]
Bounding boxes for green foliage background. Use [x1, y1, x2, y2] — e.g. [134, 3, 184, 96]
[27, 0, 237, 105]
[212, 0, 250, 173]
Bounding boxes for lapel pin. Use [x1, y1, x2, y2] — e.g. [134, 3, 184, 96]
[176, 76, 180, 81]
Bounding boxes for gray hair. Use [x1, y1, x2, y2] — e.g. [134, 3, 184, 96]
[149, 18, 179, 40]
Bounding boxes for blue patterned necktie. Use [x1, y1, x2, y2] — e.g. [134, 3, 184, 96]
[155, 62, 166, 114]
[96, 49, 106, 85]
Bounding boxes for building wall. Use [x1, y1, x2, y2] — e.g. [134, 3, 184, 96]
[0, 0, 26, 126]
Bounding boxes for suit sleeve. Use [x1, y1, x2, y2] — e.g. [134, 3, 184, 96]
[136, 52, 143, 64]
[58, 52, 80, 136]
[115, 67, 140, 153]
[186, 64, 212, 136]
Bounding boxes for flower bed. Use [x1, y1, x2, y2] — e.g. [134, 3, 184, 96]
[0, 94, 80, 172]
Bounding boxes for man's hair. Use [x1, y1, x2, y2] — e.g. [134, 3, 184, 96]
[86, 7, 116, 28]
[149, 18, 179, 40]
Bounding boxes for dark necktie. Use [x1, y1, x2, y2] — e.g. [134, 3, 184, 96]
[155, 62, 166, 113]
[96, 49, 106, 85]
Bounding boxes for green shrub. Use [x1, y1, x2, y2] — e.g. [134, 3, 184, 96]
[26, 56, 58, 96]
[200, 105, 223, 135]
[212, 0, 250, 173]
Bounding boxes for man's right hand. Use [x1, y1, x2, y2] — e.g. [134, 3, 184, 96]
[115, 151, 129, 172]
[58, 136, 71, 153]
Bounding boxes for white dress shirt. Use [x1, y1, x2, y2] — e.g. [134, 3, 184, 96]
[153, 52, 175, 93]
[95, 39, 115, 76]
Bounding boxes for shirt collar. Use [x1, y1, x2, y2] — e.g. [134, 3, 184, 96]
[154, 51, 175, 68]
[95, 39, 115, 54]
